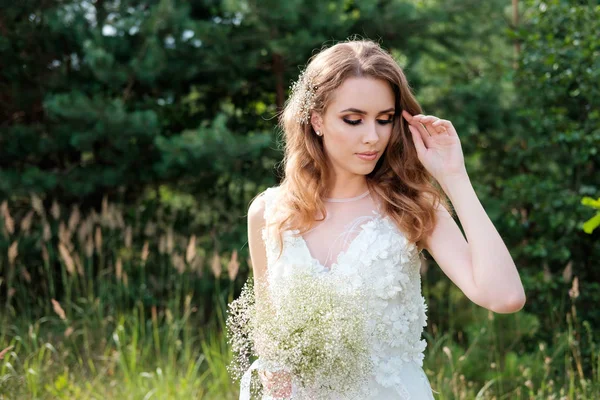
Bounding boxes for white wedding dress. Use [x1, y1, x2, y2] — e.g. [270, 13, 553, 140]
[240, 185, 437, 399]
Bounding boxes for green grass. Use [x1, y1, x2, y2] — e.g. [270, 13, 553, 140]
[1, 198, 598, 399]
[0, 296, 241, 399]
[2, 284, 598, 399]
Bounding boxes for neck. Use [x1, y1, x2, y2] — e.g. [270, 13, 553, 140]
[324, 189, 370, 202]
[324, 177, 370, 200]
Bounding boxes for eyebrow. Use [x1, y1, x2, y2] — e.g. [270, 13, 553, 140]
[339, 107, 396, 115]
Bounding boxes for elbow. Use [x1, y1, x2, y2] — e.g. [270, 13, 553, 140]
[490, 291, 526, 314]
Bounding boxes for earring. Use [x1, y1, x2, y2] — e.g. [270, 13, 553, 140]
[316, 130, 322, 136]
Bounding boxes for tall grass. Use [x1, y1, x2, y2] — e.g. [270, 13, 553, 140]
[420, 266, 599, 399]
[0, 195, 598, 399]
[0, 195, 238, 399]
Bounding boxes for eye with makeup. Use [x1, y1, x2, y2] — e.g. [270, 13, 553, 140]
[342, 116, 394, 126]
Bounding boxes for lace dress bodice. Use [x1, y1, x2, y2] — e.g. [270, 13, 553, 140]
[244, 185, 434, 399]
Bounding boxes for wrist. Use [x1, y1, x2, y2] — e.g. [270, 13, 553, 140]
[439, 173, 471, 198]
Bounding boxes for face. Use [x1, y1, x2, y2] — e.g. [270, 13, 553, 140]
[311, 76, 394, 179]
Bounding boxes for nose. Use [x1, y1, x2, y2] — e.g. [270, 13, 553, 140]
[363, 121, 380, 144]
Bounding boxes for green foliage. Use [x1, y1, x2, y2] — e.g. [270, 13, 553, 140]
[504, 0, 600, 335]
[0, 0, 278, 207]
[581, 196, 600, 234]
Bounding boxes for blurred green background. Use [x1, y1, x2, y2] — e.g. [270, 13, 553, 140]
[0, 0, 599, 398]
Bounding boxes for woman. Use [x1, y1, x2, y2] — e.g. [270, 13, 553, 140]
[245, 39, 526, 399]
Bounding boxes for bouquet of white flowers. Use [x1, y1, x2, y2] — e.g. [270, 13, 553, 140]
[226, 267, 374, 399]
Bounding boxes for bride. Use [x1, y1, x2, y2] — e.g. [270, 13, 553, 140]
[243, 38, 526, 399]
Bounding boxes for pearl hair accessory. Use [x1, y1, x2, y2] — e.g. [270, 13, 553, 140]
[289, 68, 318, 124]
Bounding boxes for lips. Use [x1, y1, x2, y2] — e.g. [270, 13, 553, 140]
[356, 151, 378, 156]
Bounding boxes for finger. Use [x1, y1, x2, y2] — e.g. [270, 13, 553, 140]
[405, 113, 439, 140]
[432, 119, 457, 137]
[422, 120, 440, 136]
[408, 125, 427, 156]
[401, 110, 414, 122]
[416, 115, 443, 135]
[412, 114, 436, 122]
[412, 113, 425, 122]
[431, 119, 449, 135]
[410, 114, 432, 131]
[417, 115, 438, 123]
[413, 120, 433, 143]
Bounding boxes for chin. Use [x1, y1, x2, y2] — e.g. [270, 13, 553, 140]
[353, 165, 376, 175]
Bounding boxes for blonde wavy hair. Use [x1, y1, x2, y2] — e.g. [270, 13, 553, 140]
[259, 39, 453, 261]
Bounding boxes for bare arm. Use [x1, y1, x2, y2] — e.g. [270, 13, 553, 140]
[403, 110, 525, 314]
[247, 193, 293, 397]
[247, 193, 269, 301]
[423, 175, 526, 314]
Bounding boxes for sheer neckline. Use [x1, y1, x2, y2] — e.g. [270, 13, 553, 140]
[295, 210, 384, 273]
[324, 189, 370, 203]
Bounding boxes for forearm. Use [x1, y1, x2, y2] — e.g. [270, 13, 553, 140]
[441, 174, 526, 312]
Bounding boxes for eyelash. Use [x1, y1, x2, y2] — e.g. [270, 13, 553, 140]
[343, 118, 394, 126]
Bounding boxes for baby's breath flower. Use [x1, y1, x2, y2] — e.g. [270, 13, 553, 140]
[289, 69, 318, 125]
[226, 268, 374, 399]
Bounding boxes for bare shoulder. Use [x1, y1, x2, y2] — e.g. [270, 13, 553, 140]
[248, 189, 271, 230]
[248, 186, 281, 226]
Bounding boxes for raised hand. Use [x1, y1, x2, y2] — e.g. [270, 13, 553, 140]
[402, 110, 468, 185]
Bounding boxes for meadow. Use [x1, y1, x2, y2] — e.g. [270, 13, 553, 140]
[1, 197, 598, 399]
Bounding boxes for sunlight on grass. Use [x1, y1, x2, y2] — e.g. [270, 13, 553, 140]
[1, 196, 598, 399]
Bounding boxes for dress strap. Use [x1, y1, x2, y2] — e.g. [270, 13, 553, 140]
[259, 186, 283, 243]
[260, 186, 280, 224]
